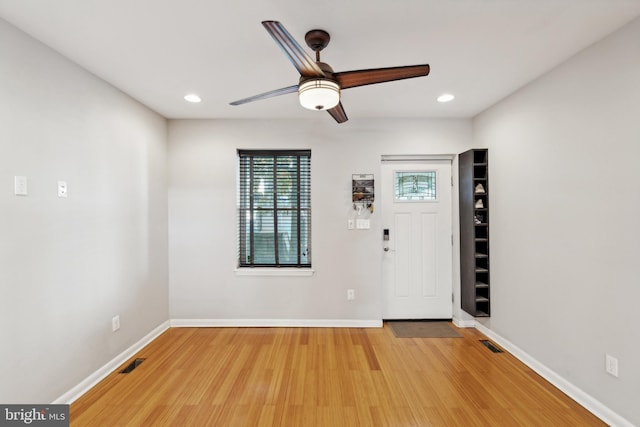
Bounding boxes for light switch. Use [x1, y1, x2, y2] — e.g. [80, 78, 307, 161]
[14, 176, 28, 196]
[57, 181, 68, 198]
[356, 219, 370, 229]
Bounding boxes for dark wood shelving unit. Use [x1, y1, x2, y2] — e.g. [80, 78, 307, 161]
[459, 149, 490, 317]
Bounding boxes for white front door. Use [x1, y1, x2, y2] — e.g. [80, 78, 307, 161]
[381, 160, 453, 319]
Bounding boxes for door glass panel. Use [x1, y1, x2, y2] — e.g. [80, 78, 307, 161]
[394, 171, 436, 201]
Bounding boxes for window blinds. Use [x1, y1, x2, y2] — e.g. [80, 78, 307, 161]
[238, 150, 311, 267]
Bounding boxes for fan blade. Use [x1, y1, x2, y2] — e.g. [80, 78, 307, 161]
[327, 102, 348, 123]
[334, 64, 430, 89]
[262, 21, 325, 78]
[229, 85, 298, 106]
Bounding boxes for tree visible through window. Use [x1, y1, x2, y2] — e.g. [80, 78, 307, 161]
[238, 150, 311, 267]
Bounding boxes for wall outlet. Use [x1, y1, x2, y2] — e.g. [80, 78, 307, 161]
[347, 219, 355, 230]
[112, 315, 120, 332]
[347, 289, 355, 300]
[57, 181, 68, 198]
[605, 354, 618, 377]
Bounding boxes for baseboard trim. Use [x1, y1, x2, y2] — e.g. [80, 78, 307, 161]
[474, 322, 634, 427]
[52, 320, 170, 405]
[452, 316, 476, 328]
[170, 318, 383, 328]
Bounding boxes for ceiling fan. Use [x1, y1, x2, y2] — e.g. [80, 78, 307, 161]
[230, 21, 430, 124]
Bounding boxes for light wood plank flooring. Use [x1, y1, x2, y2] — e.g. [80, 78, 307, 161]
[70, 324, 604, 426]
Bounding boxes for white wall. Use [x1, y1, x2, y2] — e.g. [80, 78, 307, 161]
[473, 18, 640, 425]
[0, 19, 169, 403]
[168, 118, 472, 324]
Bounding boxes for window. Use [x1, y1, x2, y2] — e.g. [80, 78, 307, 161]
[238, 150, 311, 268]
[394, 171, 437, 201]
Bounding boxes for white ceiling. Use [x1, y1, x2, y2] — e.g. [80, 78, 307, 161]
[1, 0, 640, 121]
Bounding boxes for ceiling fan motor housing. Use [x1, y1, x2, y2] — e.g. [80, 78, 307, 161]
[305, 29, 331, 52]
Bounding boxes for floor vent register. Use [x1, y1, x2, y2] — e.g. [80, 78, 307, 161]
[479, 340, 503, 353]
[120, 358, 146, 374]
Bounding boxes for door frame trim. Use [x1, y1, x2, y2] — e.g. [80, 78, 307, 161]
[381, 154, 455, 163]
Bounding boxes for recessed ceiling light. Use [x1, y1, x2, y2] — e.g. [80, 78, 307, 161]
[437, 93, 455, 103]
[184, 94, 202, 103]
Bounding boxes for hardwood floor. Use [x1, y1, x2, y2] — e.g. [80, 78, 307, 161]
[70, 324, 605, 426]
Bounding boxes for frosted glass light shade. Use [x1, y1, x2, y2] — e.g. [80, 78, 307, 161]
[298, 79, 340, 110]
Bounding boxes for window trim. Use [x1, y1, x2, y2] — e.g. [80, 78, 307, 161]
[234, 268, 315, 277]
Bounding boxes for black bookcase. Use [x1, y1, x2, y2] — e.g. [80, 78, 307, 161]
[459, 149, 490, 317]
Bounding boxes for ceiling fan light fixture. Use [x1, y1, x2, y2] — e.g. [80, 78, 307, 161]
[298, 79, 340, 111]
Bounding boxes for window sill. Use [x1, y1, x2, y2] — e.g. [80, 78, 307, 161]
[234, 268, 315, 277]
